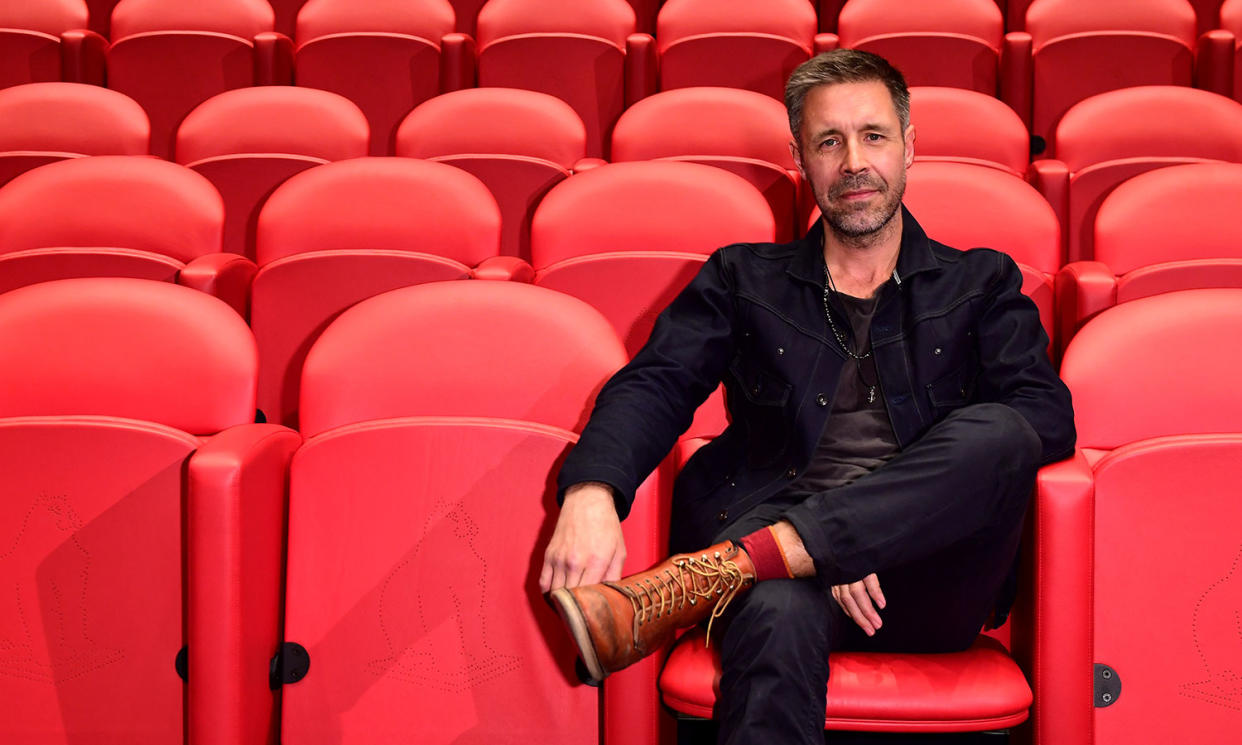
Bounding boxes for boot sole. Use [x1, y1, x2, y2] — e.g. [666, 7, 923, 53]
[547, 587, 607, 685]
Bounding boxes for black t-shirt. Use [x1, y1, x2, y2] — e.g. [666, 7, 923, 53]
[784, 291, 900, 496]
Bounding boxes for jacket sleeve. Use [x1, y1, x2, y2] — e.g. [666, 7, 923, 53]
[556, 248, 740, 519]
[974, 250, 1076, 464]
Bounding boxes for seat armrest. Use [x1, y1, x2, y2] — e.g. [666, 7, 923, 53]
[61, 29, 107, 86]
[441, 32, 477, 91]
[1028, 452, 1095, 745]
[625, 33, 658, 108]
[187, 423, 301, 745]
[1194, 29, 1234, 96]
[180, 253, 258, 318]
[472, 255, 534, 282]
[254, 32, 294, 85]
[571, 157, 608, 174]
[1001, 32, 1033, 131]
[1029, 159, 1069, 262]
[1055, 261, 1116, 357]
[813, 33, 839, 54]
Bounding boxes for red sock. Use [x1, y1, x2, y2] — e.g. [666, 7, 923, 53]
[738, 525, 795, 581]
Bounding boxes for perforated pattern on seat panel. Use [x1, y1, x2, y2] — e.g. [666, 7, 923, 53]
[0, 418, 196, 743]
[282, 421, 596, 743]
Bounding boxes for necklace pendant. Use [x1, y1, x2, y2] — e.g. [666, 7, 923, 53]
[867, 386, 877, 404]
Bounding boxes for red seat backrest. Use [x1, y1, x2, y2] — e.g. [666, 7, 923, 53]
[0, 83, 149, 186]
[300, 280, 625, 436]
[111, 0, 273, 38]
[0, 156, 223, 263]
[0, 277, 255, 431]
[295, 0, 453, 40]
[909, 86, 1030, 177]
[0, 0, 87, 35]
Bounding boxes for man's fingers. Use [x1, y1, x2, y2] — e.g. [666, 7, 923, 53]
[604, 549, 626, 583]
[863, 573, 886, 609]
[848, 582, 882, 629]
[835, 585, 874, 635]
[539, 560, 553, 594]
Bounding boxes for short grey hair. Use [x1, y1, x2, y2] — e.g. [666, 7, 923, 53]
[784, 49, 910, 139]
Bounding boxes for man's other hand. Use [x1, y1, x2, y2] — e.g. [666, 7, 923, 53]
[832, 573, 886, 636]
[539, 482, 626, 593]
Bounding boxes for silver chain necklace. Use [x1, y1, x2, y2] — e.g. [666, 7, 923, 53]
[822, 264, 878, 404]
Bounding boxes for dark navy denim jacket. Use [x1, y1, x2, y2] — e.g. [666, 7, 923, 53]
[558, 207, 1075, 556]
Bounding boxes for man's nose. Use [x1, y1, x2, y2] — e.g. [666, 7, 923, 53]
[842, 138, 867, 173]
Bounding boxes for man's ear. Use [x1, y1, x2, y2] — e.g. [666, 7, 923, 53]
[904, 124, 916, 168]
[789, 139, 806, 179]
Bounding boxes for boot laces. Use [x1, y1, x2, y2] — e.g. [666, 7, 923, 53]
[617, 549, 747, 646]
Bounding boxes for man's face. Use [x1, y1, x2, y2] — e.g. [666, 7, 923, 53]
[790, 81, 914, 240]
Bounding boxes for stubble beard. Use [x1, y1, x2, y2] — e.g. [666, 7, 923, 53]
[820, 170, 906, 241]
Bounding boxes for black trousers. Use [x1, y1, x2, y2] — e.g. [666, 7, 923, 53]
[709, 403, 1042, 745]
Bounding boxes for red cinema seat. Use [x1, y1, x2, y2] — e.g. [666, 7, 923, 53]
[908, 85, 1031, 177]
[656, 0, 827, 99]
[1221, 0, 1242, 100]
[611, 86, 803, 241]
[396, 88, 590, 262]
[0, 156, 253, 314]
[176, 86, 369, 261]
[107, 0, 292, 158]
[0, 0, 104, 89]
[448, 0, 487, 36]
[1030, 86, 1242, 263]
[531, 161, 775, 447]
[250, 157, 511, 429]
[0, 277, 298, 745]
[1194, 0, 1226, 34]
[281, 280, 665, 745]
[294, 0, 471, 156]
[476, 0, 654, 158]
[1013, 0, 1202, 149]
[1033, 288, 1242, 745]
[903, 162, 1060, 350]
[834, 0, 1006, 94]
[0, 82, 149, 187]
[1056, 162, 1242, 352]
[269, 0, 308, 37]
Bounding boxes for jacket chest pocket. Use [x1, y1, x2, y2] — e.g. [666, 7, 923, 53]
[925, 360, 978, 415]
[727, 357, 792, 468]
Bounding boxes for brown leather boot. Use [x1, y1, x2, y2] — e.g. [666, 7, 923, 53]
[547, 540, 756, 684]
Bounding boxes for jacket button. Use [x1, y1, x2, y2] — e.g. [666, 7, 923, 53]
[786, 466, 797, 478]
[751, 383, 761, 395]
[933, 347, 942, 356]
[815, 393, 828, 407]
[717, 509, 729, 522]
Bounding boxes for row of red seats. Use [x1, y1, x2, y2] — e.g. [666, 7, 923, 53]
[8, 0, 1242, 157]
[2, 275, 1238, 744]
[1, 150, 1240, 431]
[4, 81, 1242, 266]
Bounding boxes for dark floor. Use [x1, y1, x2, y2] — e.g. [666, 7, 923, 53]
[677, 719, 1010, 745]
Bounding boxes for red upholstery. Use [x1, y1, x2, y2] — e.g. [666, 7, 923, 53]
[531, 161, 772, 447]
[903, 162, 1060, 348]
[1057, 162, 1242, 351]
[611, 86, 802, 241]
[656, 0, 821, 99]
[0, 156, 253, 313]
[0, 0, 101, 89]
[663, 628, 1031, 732]
[284, 281, 666, 745]
[108, 0, 287, 158]
[476, 0, 650, 158]
[531, 161, 774, 356]
[251, 157, 503, 428]
[0, 82, 149, 187]
[176, 86, 369, 261]
[1034, 289, 1242, 745]
[397, 88, 588, 262]
[835, 0, 1004, 94]
[294, 0, 465, 155]
[1019, 0, 1198, 147]
[269, 0, 309, 37]
[1030, 86, 1242, 262]
[1220, 0, 1242, 99]
[0, 278, 297, 745]
[908, 86, 1030, 177]
[448, 0, 486, 35]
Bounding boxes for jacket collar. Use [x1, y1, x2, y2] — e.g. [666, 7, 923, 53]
[787, 204, 942, 287]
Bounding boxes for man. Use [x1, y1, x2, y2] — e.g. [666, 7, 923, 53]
[540, 50, 1075, 744]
